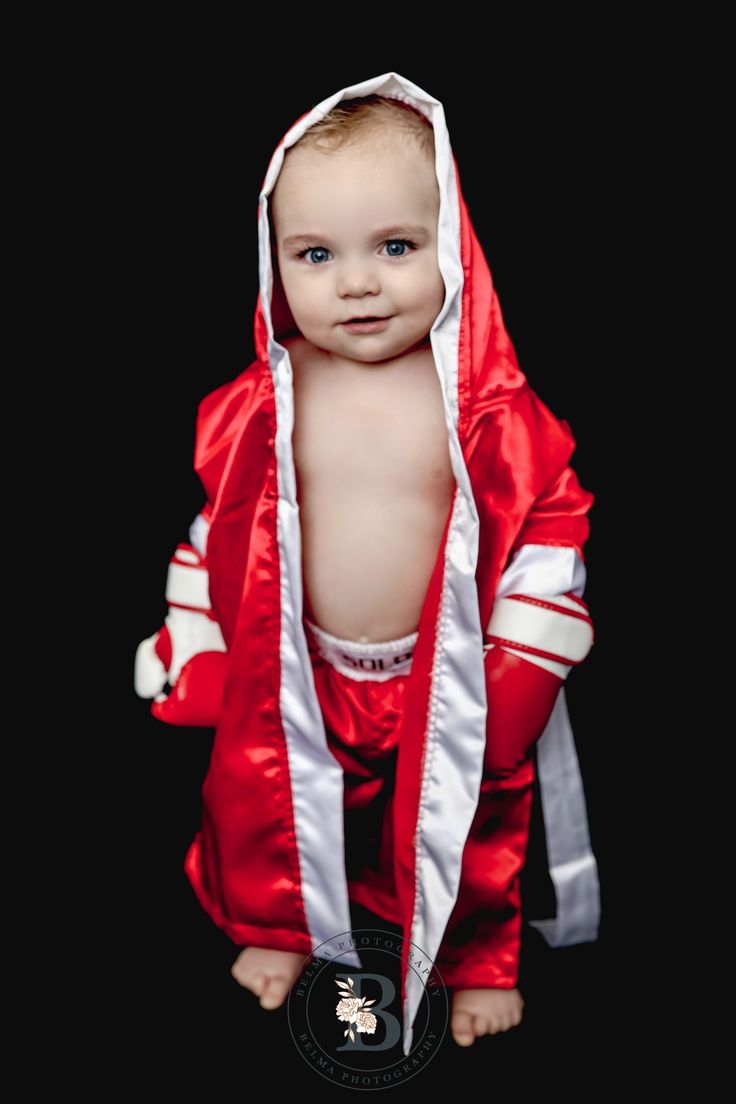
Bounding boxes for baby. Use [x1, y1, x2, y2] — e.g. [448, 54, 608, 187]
[230, 103, 520, 1047]
[241, 103, 512, 1042]
[135, 80, 597, 1057]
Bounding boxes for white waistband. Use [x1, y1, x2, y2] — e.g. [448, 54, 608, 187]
[304, 618, 418, 681]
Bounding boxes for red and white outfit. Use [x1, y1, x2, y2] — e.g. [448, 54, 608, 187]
[136, 72, 599, 1057]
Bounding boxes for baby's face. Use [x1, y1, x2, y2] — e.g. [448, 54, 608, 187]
[270, 139, 445, 367]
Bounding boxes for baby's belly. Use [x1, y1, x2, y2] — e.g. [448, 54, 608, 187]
[299, 492, 454, 642]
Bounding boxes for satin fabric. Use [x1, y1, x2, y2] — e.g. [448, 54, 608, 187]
[304, 623, 407, 927]
[181, 71, 599, 1056]
[305, 620, 565, 991]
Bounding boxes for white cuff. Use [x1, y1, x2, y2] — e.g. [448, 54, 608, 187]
[488, 544, 594, 678]
[486, 591, 593, 671]
[165, 545, 212, 613]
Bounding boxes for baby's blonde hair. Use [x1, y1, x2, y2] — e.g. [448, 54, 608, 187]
[270, 95, 436, 277]
[292, 94, 435, 161]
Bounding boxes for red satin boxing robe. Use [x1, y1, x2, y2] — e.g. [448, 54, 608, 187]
[179, 71, 600, 1056]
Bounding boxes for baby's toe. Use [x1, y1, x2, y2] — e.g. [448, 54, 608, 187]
[472, 1013, 489, 1038]
[260, 974, 291, 1010]
[503, 1001, 523, 1030]
[248, 971, 266, 997]
[231, 959, 265, 996]
[230, 955, 251, 987]
[488, 1009, 513, 1034]
[451, 1009, 475, 1047]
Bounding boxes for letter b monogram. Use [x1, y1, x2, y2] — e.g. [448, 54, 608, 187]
[335, 972, 400, 1052]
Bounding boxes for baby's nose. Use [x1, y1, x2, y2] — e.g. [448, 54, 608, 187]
[337, 264, 380, 297]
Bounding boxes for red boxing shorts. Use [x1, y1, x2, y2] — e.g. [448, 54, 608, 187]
[303, 617, 418, 926]
[303, 614, 536, 991]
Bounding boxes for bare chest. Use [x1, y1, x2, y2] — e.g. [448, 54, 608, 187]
[289, 344, 454, 498]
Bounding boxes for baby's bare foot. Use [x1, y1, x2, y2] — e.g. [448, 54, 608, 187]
[231, 947, 315, 1010]
[451, 987, 524, 1046]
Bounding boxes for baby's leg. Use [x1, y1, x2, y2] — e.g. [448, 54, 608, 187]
[231, 947, 315, 1010]
[231, 625, 406, 1014]
[438, 647, 564, 1045]
[441, 759, 534, 1044]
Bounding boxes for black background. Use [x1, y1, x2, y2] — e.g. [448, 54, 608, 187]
[79, 39, 680, 1094]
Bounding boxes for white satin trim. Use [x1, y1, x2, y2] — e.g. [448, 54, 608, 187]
[188, 511, 209, 558]
[165, 555, 211, 612]
[528, 688, 601, 945]
[496, 544, 600, 947]
[405, 485, 488, 1055]
[495, 543, 587, 600]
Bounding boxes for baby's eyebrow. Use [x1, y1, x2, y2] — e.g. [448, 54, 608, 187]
[281, 224, 431, 248]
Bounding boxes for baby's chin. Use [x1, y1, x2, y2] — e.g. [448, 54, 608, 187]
[346, 335, 434, 363]
[281, 322, 434, 367]
[330, 329, 434, 363]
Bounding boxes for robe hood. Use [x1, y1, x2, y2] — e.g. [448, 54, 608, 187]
[184, 72, 600, 1057]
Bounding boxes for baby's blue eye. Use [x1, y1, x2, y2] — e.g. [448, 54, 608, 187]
[296, 238, 415, 264]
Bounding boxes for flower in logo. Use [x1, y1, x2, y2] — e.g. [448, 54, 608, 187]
[335, 976, 377, 1042]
